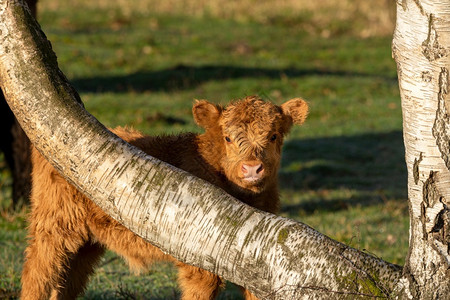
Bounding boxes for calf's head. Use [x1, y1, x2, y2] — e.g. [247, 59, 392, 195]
[193, 96, 308, 193]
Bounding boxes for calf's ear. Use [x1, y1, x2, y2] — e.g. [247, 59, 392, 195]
[193, 100, 222, 129]
[281, 98, 309, 126]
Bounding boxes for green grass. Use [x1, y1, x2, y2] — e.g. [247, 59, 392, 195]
[0, 1, 407, 299]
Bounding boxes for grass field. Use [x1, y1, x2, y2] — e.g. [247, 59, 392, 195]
[0, 0, 407, 299]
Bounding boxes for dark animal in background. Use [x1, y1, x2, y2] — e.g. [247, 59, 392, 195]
[0, 0, 39, 209]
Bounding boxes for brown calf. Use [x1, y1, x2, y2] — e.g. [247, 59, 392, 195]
[21, 96, 308, 300]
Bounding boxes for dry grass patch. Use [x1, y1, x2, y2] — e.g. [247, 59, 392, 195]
[39, 0, 395, 37]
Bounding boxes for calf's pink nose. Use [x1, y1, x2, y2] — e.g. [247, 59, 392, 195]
[241, 163, 264, 178]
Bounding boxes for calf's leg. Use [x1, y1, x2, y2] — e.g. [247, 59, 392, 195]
[49, 242, 105, 299]
[177, 263, 223, 300]
[21, 234, 101, 300]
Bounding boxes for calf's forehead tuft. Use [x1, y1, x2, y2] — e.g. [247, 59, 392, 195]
[221, 97, 282, 133]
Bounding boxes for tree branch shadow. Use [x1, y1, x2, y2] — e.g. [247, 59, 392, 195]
[71, 64, 397, 93]
[280, 130, 406, 215]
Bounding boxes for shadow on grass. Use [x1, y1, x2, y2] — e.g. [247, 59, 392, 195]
[280, 130, 406, 215]
[84, 291, 178, 300]
[71, 64, 396, 93]
[0, 289, 19, 300]
[281, 194, 388, 216]
[83, 282, 242, 300]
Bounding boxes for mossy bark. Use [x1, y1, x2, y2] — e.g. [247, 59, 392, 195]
[0, 0, 402, 298]
[393, 0, 450, 297]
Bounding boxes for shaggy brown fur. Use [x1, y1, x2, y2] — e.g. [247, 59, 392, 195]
[21, 96, 308, 300]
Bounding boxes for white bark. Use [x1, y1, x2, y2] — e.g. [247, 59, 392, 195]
[0, 0, 403, 298]
[393, 0, 450, 298]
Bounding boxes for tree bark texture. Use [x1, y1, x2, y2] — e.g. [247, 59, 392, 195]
[392, 0, 450, 298]
[0, 0, 37, 209]
[0, 0, 402, 298]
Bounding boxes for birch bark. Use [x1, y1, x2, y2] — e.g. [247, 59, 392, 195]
[0, 0, 403, 298]
[392, 0, 450, 298]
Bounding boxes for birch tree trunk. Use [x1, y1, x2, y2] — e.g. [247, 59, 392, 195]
[392, 0, 450, 298]
[0, 0, 406, 299]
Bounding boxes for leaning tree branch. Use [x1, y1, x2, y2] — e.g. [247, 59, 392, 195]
[0, 0, 402, 298]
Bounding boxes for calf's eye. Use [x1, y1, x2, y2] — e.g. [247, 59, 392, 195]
[270, 134, 277, 141]
[225, 136, 232, 143]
